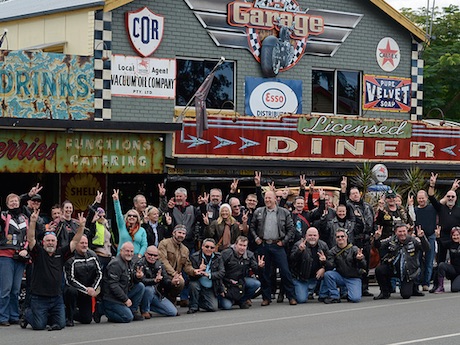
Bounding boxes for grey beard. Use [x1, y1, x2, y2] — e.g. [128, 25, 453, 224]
[45, 246, 56, 253]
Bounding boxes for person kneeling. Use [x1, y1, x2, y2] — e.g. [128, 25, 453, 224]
[187, 239, 225, 314]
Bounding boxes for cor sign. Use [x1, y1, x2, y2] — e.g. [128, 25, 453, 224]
[245, 77, 302, 117]
[126, 7, 164, 57]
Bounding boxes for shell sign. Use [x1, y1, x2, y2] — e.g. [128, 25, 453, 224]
[61, 173, 104, 213]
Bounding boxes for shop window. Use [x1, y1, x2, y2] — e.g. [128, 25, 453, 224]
[312, 69, 361, 116]
[176, 58, 235, 110]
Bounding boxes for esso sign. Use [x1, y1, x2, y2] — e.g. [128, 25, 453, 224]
[262, 88, 286, 109]
[126, 7, 164, 57]
[249, 81, 299, 117]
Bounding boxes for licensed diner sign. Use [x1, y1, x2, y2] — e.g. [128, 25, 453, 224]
[174, 114, 460, 164]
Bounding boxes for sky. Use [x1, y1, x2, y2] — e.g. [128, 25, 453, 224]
[385, 0, 456, 11]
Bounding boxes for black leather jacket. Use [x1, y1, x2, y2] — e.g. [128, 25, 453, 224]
[250, 206, 295, 246]
[374, 234, 429, 281]
[326, 244, 367, 278]
[64, 249, 103, 294]
[290, 239, 329, 281]
[102, 255, 141, 304]
[221, 246, 259, 282]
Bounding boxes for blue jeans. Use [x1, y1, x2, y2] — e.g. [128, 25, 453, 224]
[0, 257, 25, 323]
[103, 283, 145, 323]
[260, 243, 296, 301]
[189, 280, 218, 311]
[323, 270, 362, 302]
[25, 294, 65, 330]
[141, 286, 177, 316]
[219, 277, 261, 310]
[293, 278, 320, 303]
[422, 234, 436, 286]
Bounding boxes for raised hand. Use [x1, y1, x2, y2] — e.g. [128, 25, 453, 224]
[340, 176, 347, 191]
[309, 179, 315, 190]
[230, 178, 239, 193]
[299, 174, 307, 189]
[254, 171, 261, 187]
[155, 268, 163, 283]
[158, 183, 166, 196]
[407, 194, 414, 207]
[452, 179, 460, 191]
[199, 258, 206, 271]
[318, 250, 326, 262]
[435, 225, 441, 238]
[267, 181, 276, 191]
[167, 197, 175, 209]
[202, 213, 209, 226]
[375, 225, 383, 239]
[30, 208, 40, 223]
[29, 183, 43, 197]
[77, 212, 86, 227]
[242, 210, 249, 224]
[165, 212, 172, 225]
[430, 172, 438, 187]
[258, 255, 265, 267]
[95, 190, 103, 204]
[318, 188, 325, 200]
[416, 225, 425, 238]
[112, 189, 119, 200]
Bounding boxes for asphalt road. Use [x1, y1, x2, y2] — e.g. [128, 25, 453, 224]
[3, 282, 460, 345]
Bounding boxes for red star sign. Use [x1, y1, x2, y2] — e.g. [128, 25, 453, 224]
[379, 40, 398, 67]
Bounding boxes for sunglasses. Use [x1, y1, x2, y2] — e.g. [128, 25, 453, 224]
[203, 245, 215, 249]
[336, 235, 346, 238]
[44, 231, 56, 237]
[146, 253, 159, 257]
[127, 214, 137, 218]
[447, 196, 456, 199]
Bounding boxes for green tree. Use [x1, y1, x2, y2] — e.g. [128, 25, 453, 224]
[401, 5, 460, 120]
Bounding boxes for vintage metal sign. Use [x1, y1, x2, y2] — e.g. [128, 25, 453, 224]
[245, 77, 302, 116]
[111, 54, 175, 98]
[184, 0, 363, 71]
[174, 115, 460, 164]
[0, 51, 94, 120]
[363, 75, 411, 112]
[126, 7, 164, 57]
[376, 37, 400, 72]
[0, 131, 164, 173]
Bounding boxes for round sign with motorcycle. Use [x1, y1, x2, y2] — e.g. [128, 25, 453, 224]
[229, 0, 324, 77]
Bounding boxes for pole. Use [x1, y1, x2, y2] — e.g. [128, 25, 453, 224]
[176, 56, 225, 123]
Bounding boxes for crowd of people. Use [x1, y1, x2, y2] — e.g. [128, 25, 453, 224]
[0, 171, 459, 330]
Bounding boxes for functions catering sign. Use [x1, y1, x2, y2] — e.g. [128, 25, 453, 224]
[0, 131, 164, 174]
[111, 55, 175, 98]
[184, 0, 363, 67]
[126, 7, 164, 57]
[174, 115, 460, 164]
[363, 75, 411, 112]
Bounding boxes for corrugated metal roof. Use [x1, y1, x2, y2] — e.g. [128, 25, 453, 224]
[0, 0, 105, 22]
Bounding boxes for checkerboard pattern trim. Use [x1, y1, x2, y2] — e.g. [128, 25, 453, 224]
[94, 10, 112, 121]
[411, 40, 424, 120]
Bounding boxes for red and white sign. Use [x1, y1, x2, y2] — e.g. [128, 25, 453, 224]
[174, 115, 460, 165]
[376, 37, 400, 72]
[126, 7, 164, 57]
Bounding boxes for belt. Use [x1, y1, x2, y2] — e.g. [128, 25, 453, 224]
[264, 240, 276, 244]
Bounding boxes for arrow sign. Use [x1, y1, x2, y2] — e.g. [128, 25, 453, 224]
[240, 137, 260, 150]
[441, 145, 457, 156]
[214, 136, 236, 149]
[182, 135, 210, 148]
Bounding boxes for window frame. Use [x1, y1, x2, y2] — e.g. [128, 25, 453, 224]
[311, 68, 362, 116]
[175, 57, 236, 112]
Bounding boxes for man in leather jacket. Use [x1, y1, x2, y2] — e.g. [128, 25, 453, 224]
[187, 239, 225, 314]
[373, 221, 429, 300]
[321, 228, 366, 304]
[290, 227, 329, 303]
